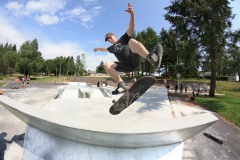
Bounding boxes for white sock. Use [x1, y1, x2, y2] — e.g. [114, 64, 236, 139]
[151, 54, 158, 62]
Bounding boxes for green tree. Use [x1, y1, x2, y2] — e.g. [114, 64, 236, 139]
[96, 61, 106, 74]
[159, 28, 199, 78]
[18, 39, 43, 77]
[76, 55, 85, 76]
[66, 56, 75, 76]
[165, 0, 233, 96]
[159, 29, 178, 77]
[0, 43, 18, 75]
[223, 29, 240, 79]
[178, 41, 200, 77]
[4, 50, 18, 75]
[43, 59, 55, 75]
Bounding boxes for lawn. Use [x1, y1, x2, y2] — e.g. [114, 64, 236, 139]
[31, 76, 74, 83]
[195, 81, 240, 127]
[0, 82, 4, 87]
[30, 76, 58, 82]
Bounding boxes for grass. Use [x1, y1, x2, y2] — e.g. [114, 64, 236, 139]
[31, 76, 58, 82]
[0, 75, 73, 86]
[194, 80, 240, 127]
[0, 82, 4, 87]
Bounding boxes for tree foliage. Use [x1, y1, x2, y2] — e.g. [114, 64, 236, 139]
[0, 39, 86, 77]
[0, 43, 18, 75]
[96, 61, 106, 74]
[164, 0, 234, 96]
[76, 54, 86, 76]
[18, 39, 44, 77]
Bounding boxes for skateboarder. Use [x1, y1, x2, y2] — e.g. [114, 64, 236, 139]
[93, 3, 163, 94]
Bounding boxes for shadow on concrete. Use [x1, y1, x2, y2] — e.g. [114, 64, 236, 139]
[137, 91, 166, 114]
[0, 132, 25, 160]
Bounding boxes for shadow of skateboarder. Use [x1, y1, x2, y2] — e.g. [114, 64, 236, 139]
[0, 132, 25, 160]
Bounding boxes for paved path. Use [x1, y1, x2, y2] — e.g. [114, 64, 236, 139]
[170, 96, 240, 160]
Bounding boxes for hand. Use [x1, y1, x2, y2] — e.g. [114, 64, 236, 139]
[124, 3, 133, 14]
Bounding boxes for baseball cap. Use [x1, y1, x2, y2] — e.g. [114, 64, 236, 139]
[105, 32, 114, 41]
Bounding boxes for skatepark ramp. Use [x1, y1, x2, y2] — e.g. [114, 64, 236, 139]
[0, 83, 218, 159]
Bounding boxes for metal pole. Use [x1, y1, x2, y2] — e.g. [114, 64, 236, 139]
[60, 63, 62, 77]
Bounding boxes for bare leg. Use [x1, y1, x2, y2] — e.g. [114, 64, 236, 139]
[104, 62, 122, 83]
[128, 39, 149, 58]
[129, 39, 162, 68]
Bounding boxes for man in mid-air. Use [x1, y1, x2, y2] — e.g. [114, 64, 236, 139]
[94, 3, 163, 94]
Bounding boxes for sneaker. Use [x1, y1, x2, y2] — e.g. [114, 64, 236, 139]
[112, 88, 119, 95]
[147, 43, 163, 69]
[112, 81, 128, 95]
[118, 81, 128, 91]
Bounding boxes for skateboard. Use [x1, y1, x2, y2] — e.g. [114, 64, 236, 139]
[109, 76, 156, 115]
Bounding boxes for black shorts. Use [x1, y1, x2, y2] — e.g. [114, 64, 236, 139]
[115, 53, 140, 73]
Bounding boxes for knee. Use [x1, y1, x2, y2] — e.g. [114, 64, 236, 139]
[129, 39, 143, 51]
[104, 62, 113, 70]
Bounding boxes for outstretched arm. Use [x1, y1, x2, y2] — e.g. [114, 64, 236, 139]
[94, 48, 109, 52]
[125, 3, 134, 37]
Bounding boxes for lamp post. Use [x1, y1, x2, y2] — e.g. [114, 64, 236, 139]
[59, 58, 62, 77]
[59, 63, 62, 77]
[175, 40, 180, 88]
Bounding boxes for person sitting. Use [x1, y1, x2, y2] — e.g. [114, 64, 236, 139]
[186, 93, 196, 101]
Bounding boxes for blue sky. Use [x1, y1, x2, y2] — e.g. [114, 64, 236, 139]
[0, 0, 239, 71]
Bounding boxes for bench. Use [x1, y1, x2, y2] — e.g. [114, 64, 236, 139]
[99, 87, 112, 98]
[58, 86, 65, 98]
[78, 86, 94, 98]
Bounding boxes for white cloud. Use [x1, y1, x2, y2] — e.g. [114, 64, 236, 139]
[4, 1, 26, 17]
[5, 0, 66, 25]
[83, 0, 97, 2]
[5, 1, 24, 11]
[0, 14, 27, 48]
[25, 1, 48, 13]
[83, 0, 98, 6]
[91, 6, 103, 15]
[85, 53, 116, 71]
[62, 6, 103, 28]
[4, 0, 103, 27]
[40, 41, 83, 59]
[40, 41, 116, 71]
[64, 7, 86, 16]
[25, 0, 66, 15]
[36, 14, 60, 25]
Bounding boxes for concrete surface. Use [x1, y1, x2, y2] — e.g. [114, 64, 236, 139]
[23, 126, 184, 160]
[170, 96, 240, 160]
[0, 81, 239, 159]
[0, 84, 217, 148]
